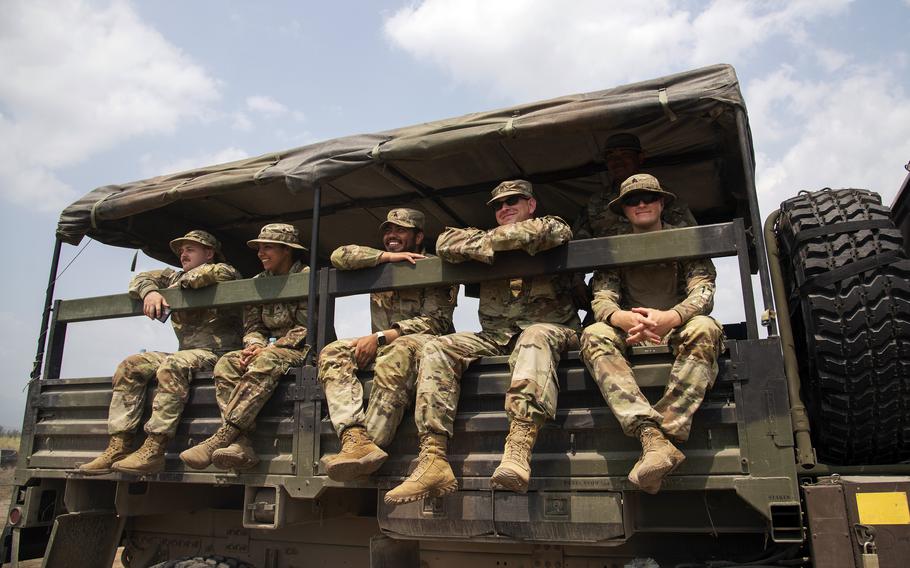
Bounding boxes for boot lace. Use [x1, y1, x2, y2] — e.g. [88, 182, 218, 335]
[503, 422, 533, 463]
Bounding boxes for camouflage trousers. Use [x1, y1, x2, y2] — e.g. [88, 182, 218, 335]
[415, 324, 579, 437]
[318, 334, 433, 447]
[580, 315, 723, 442]
[213, 345, 308, 431]
[109, 349, 218, 437]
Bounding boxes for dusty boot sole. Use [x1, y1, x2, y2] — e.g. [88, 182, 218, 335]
[211, 451, 260, 471]
[490, 466, 529, 493]
[324, 448, 389, 482]
[384, 478, 458, 505]
[111, 463, 164, 475]
[77, 467, 114, 476]
[629, 450, 686, 494]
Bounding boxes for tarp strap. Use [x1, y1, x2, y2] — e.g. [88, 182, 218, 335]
[253, 155, 282, 181]
[370, 142, 382, 162]
[503, 116, 516, 138]
[792, 219, 894, 246]
[166, 178, 191, 197]
[797, 250, 904, 293]
[658, 88, 678, 122]
[89, 193, 115, 229]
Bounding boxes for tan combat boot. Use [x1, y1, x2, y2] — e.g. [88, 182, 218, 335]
[211, 434, 260, 471]
[491, 419, 539, 493]
[179, 423, 240, 470]
[78, 433, 133, 476]
[628, 424, 685, 494]
[321, 426, 389, 482]
[111, 434, 169, 475]
[384, 433, 457, 505]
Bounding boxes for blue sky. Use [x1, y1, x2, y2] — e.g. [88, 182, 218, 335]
[0, 0, 908, 429]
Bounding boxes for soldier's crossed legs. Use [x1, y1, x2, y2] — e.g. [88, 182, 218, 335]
[580, 315, 723, 441]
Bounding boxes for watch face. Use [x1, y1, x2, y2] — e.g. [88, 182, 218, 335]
[376, 332, 386, 346]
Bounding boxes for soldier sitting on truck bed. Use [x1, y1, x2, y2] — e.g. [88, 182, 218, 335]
[318, 208, 458, 481]
[78, 230, 243, 476]
[385, 180, 581, 505]
[580, 174, 723, 494]
[180, 223, 311, 471]
[573, 133, 696, 239]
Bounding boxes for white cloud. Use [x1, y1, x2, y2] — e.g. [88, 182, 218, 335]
[231, 112, 254, 132]
[140, 147, 250, 178]
[383, 0, 852, 100]
[0, 0, 219, 211]
[246, 95, 289, 116]
[751, 65, 910, 215]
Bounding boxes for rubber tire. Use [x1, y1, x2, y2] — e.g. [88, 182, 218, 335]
[777, 188, 910, 465]
[147, 555, 256, 568]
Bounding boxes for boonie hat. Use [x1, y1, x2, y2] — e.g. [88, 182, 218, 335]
[169, 230, 224, 261]
[607, 174, 676, 214]
[380, 208, 425, 232]
[486, 179, 535, 206]
[604, 132, 642, 153]
[247, 223, 307, 250]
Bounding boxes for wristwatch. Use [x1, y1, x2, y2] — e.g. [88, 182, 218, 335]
[375, 331, 388, 347]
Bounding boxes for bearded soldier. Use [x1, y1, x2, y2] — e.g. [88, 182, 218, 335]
[385, 180, 580, 505]
[318, 208, 457, 481]
[79, 230, 242, 476]
[180, 223, 311, 471]
[580, 174, 723, 494]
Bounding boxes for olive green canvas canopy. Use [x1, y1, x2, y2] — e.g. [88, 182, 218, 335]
[57, 64, 754, 276]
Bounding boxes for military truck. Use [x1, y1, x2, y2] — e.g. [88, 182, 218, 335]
[3, 64, 909, 567]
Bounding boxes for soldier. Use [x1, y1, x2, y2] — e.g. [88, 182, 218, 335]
[580, 174, 724, 494]
[180, 223, 311, 471]
[318, 208, 457, 481]
[573, 133, 697, 239]
[78, 230, 242, 476]
[385, 180, 581, 505]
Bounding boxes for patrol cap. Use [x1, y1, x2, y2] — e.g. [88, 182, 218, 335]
[169, 230, 224, 261]
[380, 208, 425, 232]
[604, 132, 642, 153]
[247, 223, 307, 250]
[486, 179, 535, 206]
[608, 174, 676, 214]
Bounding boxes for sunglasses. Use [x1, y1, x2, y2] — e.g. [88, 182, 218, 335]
[621, 193, 662, 207]
[494, 195, 527, 209]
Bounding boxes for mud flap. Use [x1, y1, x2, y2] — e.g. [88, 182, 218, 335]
[378, 490, 625, 544]
[41, 511, 123, 568]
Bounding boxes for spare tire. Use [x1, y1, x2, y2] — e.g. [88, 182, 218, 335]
[148, 556, 256, 568]
[777, 188, 910, 465]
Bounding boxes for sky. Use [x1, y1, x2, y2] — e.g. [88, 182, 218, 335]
[0, 0, 908, 430]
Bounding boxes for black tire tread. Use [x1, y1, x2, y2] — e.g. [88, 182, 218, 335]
[777, 188, 910, 465]
[147, 555, 256, 568]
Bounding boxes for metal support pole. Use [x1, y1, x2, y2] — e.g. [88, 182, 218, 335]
[305, 184, 322, 366]
[735, 109, 778, 336]
[30, 237, 63, 380]
[764, 210, 816, 468]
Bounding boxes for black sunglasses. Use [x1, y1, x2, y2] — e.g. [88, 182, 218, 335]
[494, 195, 527, 209]
[621, 193, 662, 207]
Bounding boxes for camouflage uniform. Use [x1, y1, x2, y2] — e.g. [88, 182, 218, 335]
[319, 244, 457, 446]
[415, 215, 581, 437]
[213, 260, 311, 431]
[580, 223, 724, 441]
[110, 262, 242, 437]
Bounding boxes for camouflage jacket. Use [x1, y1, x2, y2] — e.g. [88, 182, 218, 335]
[437, 216, 581, 346]
[572, 184, 697, 239]
[330, 245, 457, 335]
[591, 224, 716, 325]
[243, 260, 311, 350]
[128, 263, 243, 352]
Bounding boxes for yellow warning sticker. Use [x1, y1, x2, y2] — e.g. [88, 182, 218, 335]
[856, 492, 910, 525]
